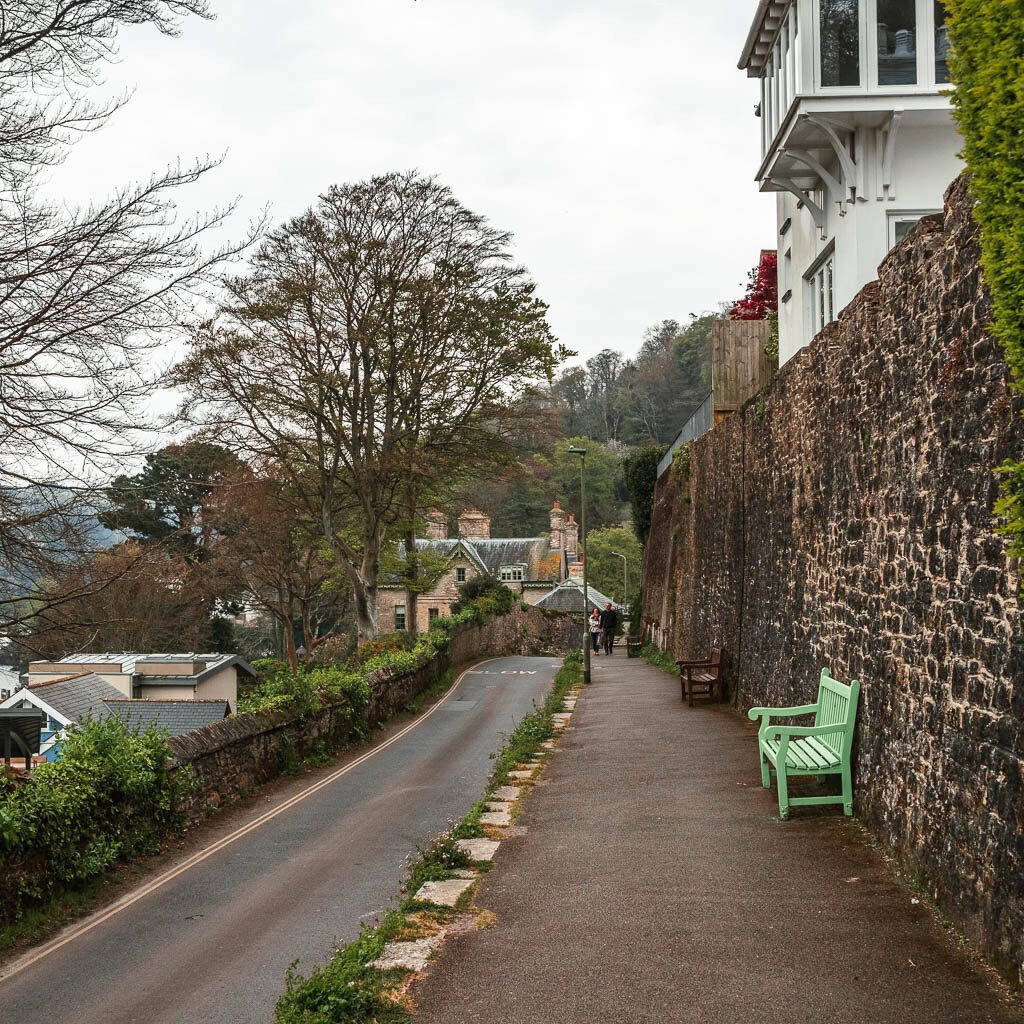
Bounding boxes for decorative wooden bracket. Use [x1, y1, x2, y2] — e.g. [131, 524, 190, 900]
[768, 175, 826, 235]
[788, 148, 845, 214]
[879, 109, 903, 200]
[803, 114, 858, 203]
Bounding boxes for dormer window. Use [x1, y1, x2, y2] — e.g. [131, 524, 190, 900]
[499, 565, 524, 582]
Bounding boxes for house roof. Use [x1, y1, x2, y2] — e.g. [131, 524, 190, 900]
[29, 652, 256, 681]
[103, 699, 230, 737]
[408, 537, 564, 583]
[19, 672, 125, 723]
[534, 579, 621, 615]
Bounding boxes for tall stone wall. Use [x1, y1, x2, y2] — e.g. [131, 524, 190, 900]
[642, 176, 1024, 984]
[169, 604, 577, 823]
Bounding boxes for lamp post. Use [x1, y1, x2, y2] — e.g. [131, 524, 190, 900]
[611, 550, 628, 618]
[566, 445, 590, 683]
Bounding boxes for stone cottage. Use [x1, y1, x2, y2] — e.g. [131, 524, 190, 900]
[378, 503, 580, 633]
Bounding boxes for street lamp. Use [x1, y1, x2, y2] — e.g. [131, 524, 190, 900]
[611, 550, 628, 618]
[566, 445, 590, 683]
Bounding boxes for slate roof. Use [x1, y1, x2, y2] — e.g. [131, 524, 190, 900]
[534, 579, 620, 615]
[103, 699, 230, 737]
[388, 537, 564, 584]
[23, 672, 125, 722]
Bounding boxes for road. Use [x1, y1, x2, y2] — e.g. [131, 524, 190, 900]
[0, 655, 560, 1024]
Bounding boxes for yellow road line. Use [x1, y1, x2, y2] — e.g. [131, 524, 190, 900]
[0, 657, 501, 985]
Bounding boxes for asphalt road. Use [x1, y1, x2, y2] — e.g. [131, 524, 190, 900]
[0, 655, 560, 1024]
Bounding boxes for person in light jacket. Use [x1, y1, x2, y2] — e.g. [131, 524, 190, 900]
[588, 607, 602, 654]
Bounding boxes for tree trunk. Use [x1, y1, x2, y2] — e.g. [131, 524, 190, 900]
[404, 525, 419, 637]
[281, 614, 298, 672]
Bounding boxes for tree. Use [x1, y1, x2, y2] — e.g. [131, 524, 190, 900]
[622, 444, 669, 546]
[180, 171, 565, 640]
[203, 468, 347, 671]
[101, 443, 242, 557]
[583, 524, 643, 611]
[18, 542, 228, 661]
[552, 437, 621, 531]
[0, 1, 251, 644]
[730, 251, 779, 320]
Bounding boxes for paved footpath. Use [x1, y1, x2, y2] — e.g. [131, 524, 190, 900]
[411, 656, 1023, 1024]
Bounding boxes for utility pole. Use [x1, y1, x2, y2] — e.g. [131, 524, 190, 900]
[567, 445, 590, 683]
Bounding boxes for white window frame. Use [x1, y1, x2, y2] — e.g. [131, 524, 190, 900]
[804, 241, 837, 337]
[395, 604, 406, 631]
[887, 209, 940, 248]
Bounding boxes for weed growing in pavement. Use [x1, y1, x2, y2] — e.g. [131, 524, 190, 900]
[274, 651, 583, 1023]
[640, 642, 678, 674]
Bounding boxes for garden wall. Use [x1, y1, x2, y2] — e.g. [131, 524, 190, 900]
[169, 604, 577, 823]
[642, 176, 1024, 984]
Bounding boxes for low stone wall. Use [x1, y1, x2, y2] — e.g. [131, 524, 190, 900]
[642, 176, 1024, 984]
[169, 604, 578, 823]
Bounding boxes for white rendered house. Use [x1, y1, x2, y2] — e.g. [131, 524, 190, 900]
[739, 0, 963, 364]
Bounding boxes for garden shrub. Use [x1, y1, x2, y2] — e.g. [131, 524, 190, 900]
[946, 0, 1024, 554]
[0, 716, 177, 918]
[451, 573, 516, 617]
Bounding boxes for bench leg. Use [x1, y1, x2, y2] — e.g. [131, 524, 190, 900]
[841, 762, 853, 816]
[776, 767, 790, 820]
[760, 752, 770, 788]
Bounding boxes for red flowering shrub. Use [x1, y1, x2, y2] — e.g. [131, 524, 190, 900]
[730, 250, 778, 320]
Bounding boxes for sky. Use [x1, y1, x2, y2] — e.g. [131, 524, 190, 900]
[49, 0, 774, 369]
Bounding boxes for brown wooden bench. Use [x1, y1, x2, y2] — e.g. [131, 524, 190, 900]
[676, 648, 723, 706]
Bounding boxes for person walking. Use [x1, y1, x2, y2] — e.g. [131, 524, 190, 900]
[600, 601, 617, 655]
[588, 607, 602, 655]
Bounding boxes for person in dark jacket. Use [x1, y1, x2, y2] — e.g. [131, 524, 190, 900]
[599, 602, 617, 655]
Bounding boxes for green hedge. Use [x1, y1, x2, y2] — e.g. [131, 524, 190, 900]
[946, 0, 1024, 553]
[0, 717, 178, 918]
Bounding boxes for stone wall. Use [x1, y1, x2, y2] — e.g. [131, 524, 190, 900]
[169, 604, 578, 824]
[642, 176, 1024, 984]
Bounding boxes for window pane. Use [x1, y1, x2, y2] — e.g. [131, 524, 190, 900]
[934, 1, 950, 82]
[826, 259, 834, 321]
[820, 0, 860, 86]
[395, 605, 406, 630]
[894, 217, 918, 245]
[877, 0, 917, 84]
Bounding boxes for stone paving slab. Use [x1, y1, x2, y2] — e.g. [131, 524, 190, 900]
[374, 933, 444, 972]
[456, 838, 500, 861]
[509, 770, 533, 779]
[492, 786, 521, 801]
[540, 740, 556, 750]
[487, 801, 513, 813]
[413, 878, 474, 907]
[479, 810, 511, 825]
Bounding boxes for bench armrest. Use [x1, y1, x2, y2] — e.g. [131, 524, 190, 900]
[747, 704, 818, 722]
[677, 659, 714, 669]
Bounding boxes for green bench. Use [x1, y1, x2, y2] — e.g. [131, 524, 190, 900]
[747, 669, 860, 820]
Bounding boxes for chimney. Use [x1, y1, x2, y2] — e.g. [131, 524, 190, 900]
[458, 508, 490, 540]
[568, 558, 584, 579]
[549, 500, 566, 551]
[564, 512, 578, 555]
[424, 509, 448, 540]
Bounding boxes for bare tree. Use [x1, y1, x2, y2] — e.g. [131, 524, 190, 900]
[180, 171, 566, 640]
[0, 2, 255, 643]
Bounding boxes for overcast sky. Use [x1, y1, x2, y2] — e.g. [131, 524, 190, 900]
[51, 0, 774, 368]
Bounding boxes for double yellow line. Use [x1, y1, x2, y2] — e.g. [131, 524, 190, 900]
[0, 658, 495, 985]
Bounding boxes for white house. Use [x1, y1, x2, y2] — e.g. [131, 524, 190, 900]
[739, 0, 962, 364]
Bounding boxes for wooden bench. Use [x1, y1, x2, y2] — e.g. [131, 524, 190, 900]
[747, 668, 860, 820]
[676, 648, 723, 706]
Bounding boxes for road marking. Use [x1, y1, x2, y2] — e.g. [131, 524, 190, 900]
[0, 657, 507, 985]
